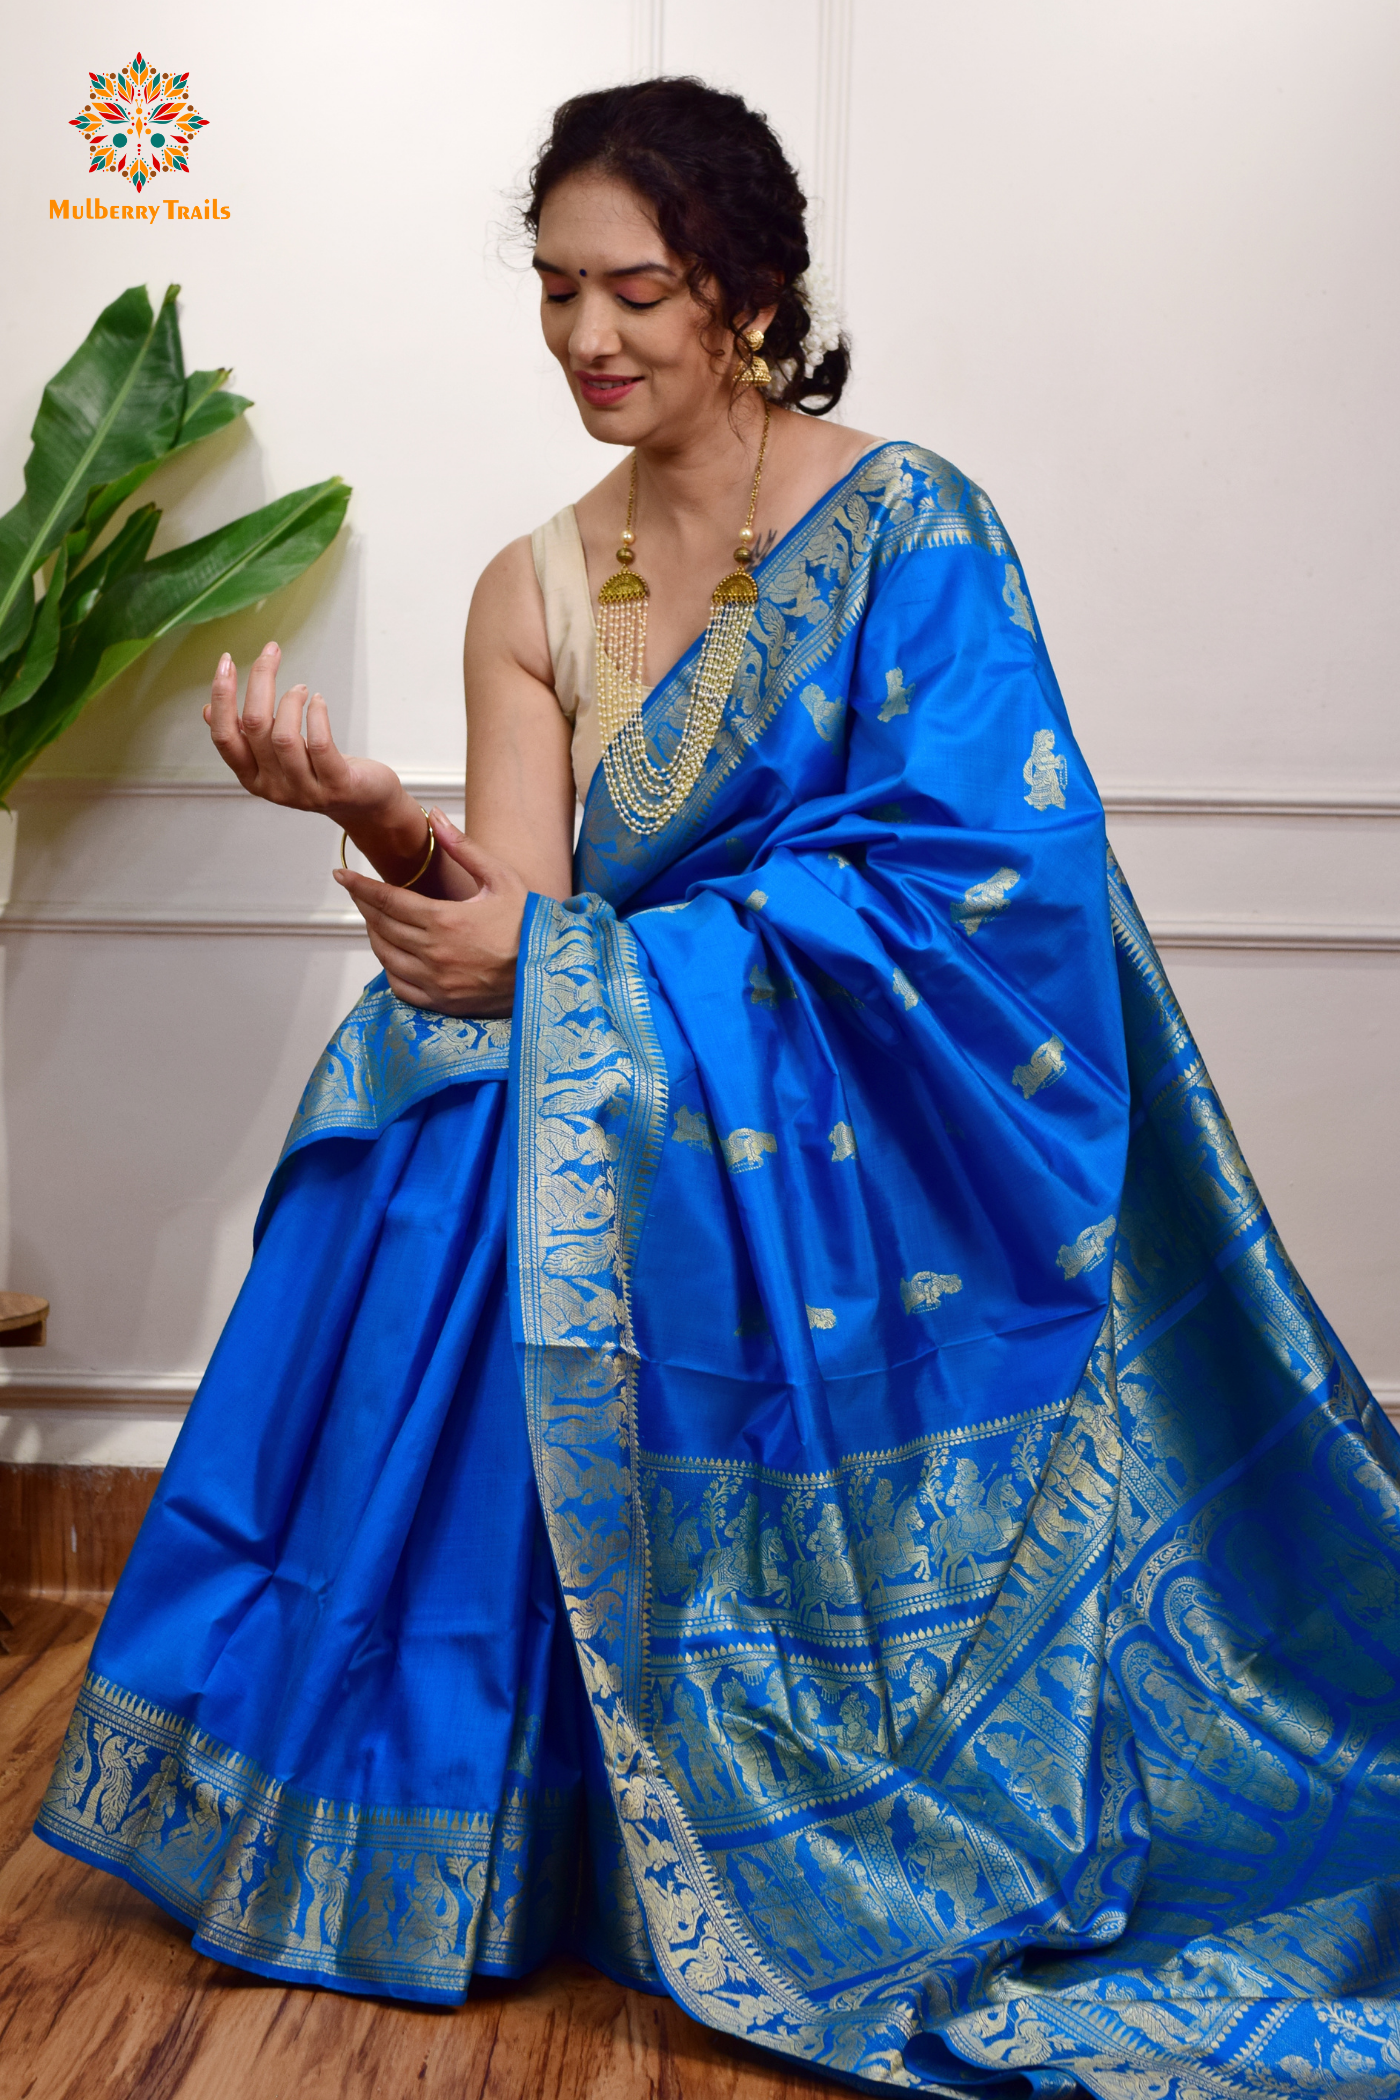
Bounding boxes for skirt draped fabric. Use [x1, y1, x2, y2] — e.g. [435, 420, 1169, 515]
[38, 446, 1400, 2096]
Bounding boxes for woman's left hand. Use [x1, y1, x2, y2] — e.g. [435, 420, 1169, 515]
[333, 810, 528, 1017]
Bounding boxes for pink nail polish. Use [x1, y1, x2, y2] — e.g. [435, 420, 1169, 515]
[217, 653, 232, 676]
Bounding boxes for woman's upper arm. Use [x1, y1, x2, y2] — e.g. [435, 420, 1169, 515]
[462, 536, 575, 900]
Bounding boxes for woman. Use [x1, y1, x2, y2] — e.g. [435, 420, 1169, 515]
[38, 79, 1400, 2098]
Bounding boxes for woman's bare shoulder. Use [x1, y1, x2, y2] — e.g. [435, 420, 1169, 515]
[465, 534, 551, 686]
[789, 415, 885, 475]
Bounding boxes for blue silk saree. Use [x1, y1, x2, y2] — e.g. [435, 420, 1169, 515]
[38, 446, 1400, 2097]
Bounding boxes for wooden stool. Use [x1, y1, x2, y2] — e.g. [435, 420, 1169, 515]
[0, 1293, 48, 1347]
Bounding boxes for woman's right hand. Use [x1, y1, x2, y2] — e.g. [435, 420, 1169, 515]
[204, 640, 403, 827]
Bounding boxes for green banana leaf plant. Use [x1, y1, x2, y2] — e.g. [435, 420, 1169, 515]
[0, 281, 349, 804]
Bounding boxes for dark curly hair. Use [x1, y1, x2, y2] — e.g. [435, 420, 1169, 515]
[524, 77, 850, 417]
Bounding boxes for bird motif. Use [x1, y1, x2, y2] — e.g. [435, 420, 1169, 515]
[1056, 1215, 1117, 1279]
[672, 1105, 715, 1150]
[1012, 1036, 1066, 1099]
[952, 867, 1020, 934]
[878, 668, 914, 722]
[722, 1128, 778, 1173]
[829, 1121, 857, 1162]
[88, 1729, 142, 1833]
[800, 684, 845, 742]
[900, 1271, 963, 1315]
[1002, 563, 1037, 637]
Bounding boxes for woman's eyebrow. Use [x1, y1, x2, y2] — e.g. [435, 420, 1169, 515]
[531, 256, 677, 280]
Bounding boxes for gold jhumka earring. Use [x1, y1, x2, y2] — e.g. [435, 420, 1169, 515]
[735, 327, 772, 388]
[596, 401, 771, 837]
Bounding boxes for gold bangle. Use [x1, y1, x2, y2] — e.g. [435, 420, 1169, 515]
[339, 805, 437, 888]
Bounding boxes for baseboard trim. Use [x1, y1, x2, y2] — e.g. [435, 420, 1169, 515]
[0, 1461, 162, 1597]
[0, 1371, 198, 1409]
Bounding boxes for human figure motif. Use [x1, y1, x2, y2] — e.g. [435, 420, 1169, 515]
[719, 1676, 780, 1798]
[699, 1492, 763, 1618]
[836, 1686, 887, 1758]
[660, 1682, 731, 1807]
[892, 1654, 945, 1744]
[930, 1459, 1024, 1587]
[650, 1485, 703, 1600]
[803, 1830, 907, 1960]
[727, 1849, 811, 1963]
[1022, 727, 1068, 809]
[901, 1793, 985, 1932]
[764, 1670, 818, 1787]
[858, 1471, 933, 1595]
[794, 1501, 863, 1627]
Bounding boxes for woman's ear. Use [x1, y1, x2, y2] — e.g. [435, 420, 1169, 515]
[732, 299, 781, 341]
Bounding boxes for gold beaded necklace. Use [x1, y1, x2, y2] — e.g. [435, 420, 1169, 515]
[596, 402, 771, 837]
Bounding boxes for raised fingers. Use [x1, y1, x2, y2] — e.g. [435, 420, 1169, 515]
[241, 640, 281, 736]
[303, 692, 354, 797]
[266, 678, 319, 801]
[204, 651, 257, 786]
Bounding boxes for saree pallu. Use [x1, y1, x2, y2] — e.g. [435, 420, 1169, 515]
[38, 446, 1400, 2097]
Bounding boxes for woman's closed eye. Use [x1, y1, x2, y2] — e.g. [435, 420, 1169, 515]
[541, 289, 662, 310]
[534, 261, 673, 310]
[611, 275, 668, 310]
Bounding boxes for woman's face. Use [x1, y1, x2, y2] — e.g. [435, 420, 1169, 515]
[533, 170, 770, 449]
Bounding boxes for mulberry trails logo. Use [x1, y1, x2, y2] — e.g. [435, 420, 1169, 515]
[52, 52, 228, 223]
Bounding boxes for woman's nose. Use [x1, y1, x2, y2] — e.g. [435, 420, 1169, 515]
[569, 292, 623, 364]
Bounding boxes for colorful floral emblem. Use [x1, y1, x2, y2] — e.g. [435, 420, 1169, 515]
[70, 53, 207, 194]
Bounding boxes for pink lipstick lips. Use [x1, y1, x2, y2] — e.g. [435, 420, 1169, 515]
[577, 372, 641, 408]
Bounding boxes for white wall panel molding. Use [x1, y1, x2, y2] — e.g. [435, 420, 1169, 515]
[18, 776, 1396, 820]
[2, 902, 1395, 952]
[1148, 921, 1400, 954]
[1102, 788, 1400, 820]
[812, 0, 855, 298]
[0, 906, 370, 939]
[16, 774, 465, 804]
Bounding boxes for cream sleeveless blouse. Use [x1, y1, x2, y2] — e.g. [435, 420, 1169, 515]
[531, 505, 652, 807]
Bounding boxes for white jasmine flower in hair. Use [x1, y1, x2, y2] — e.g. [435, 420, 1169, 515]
[793, 265, 843, 373]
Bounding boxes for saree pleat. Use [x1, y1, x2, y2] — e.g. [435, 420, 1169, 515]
[38, 444, 1399, 2093]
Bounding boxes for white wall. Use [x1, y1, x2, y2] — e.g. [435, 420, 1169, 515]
[1, 0, 1395, 1462]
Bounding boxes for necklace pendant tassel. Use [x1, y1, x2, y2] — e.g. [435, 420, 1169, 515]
[596, 409, 769, 837]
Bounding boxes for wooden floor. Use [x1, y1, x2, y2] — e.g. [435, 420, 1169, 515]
[0, 1595, 836, 2100]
